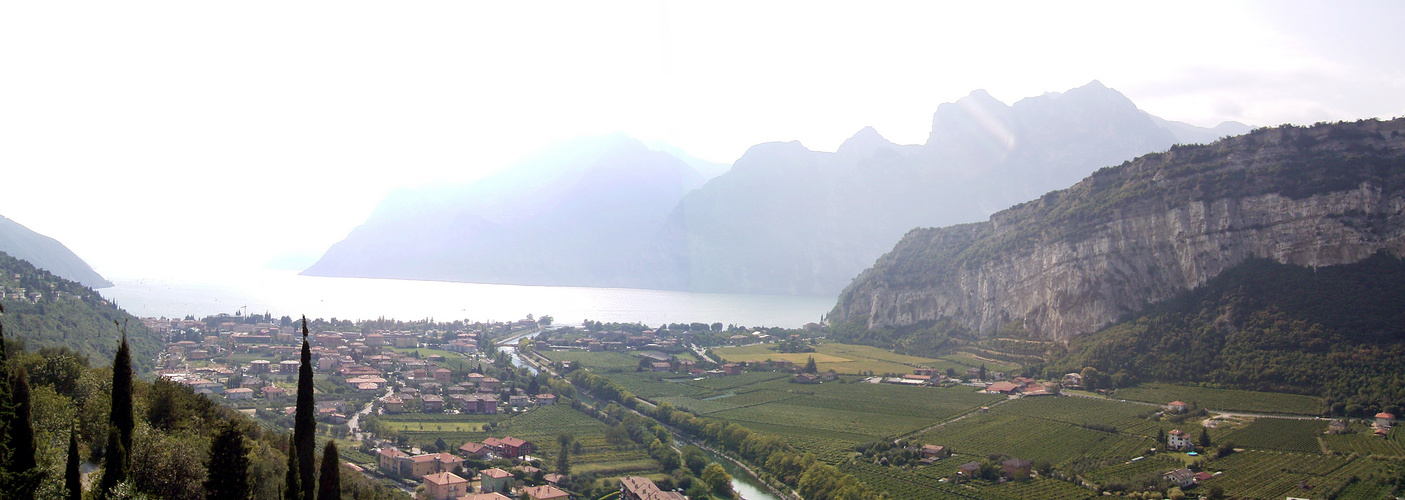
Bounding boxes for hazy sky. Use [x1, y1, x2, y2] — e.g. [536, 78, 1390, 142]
[3, 1, 1402, 281]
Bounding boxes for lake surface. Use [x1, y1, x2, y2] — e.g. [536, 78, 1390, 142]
[98, 270, 834, 328]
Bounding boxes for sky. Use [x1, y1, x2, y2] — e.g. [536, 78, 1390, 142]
[2, 1, 1402, 281]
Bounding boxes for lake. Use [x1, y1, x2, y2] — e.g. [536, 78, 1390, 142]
[98, 270, 834, 328]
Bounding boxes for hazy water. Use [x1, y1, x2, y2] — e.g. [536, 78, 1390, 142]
[98, 270, 834, 328]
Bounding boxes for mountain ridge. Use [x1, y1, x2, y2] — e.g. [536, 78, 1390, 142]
[0, 214, 112, 289]
[306, 82, 1253, 295]
[832, 117, 1405, 339]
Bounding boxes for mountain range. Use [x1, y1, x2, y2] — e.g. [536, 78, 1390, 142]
[832, 118, 1405, 339]
[304, 81, 1250, 296]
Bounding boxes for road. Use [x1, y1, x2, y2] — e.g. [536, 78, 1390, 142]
[689, 344, 718, 364]
[346, 384, 394, 440]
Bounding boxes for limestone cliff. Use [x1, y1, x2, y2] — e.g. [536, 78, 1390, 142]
[832, 118, 1405, 339]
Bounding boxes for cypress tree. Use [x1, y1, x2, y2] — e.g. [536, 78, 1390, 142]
[7, 369, 36, 472]
[316, 441, 339, 500]
[3, 367, 41, 498]
[204, 423, 251, 500]
[66, 427, 82, 500]
[294, 317, 316, 499]
[97, 427, 127, 497]
[284, 442, 301, 500]
[111, 328, 134, 457]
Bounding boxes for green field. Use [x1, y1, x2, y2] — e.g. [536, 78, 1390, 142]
[384, 421, 489, 432]
[1223, 418, 1327, 454]
[539, 351, 644, 371]
[1322, 425, 1405, 457]
[522, 345, 1403, 499]
[1113, 383, 1324, 415]
[1199, 451, 1384, 500]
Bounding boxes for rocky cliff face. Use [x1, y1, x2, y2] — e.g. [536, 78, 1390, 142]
[833, 118, 1405, 339]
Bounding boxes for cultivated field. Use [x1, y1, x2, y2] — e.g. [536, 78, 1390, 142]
[714, 342, 973, 375]
[543, 347, 1400, 500]
[1113, 383, 1324, 415]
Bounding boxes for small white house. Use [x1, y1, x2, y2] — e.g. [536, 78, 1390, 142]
[1167, 429, 1191, 450]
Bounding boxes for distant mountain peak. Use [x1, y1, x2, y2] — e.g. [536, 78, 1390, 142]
[837, 126, 896, 156]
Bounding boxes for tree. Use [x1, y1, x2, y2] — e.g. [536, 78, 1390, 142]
[555, 434, 572, 475]
[111, 330, 135, 460]
[1080, 367, 1099, 390]
[700, 463, 733, 497]
[1198, 427, 1212, 449]
[433, 438, 448, 453]
[1156, 429, 1166, 450]
[97, 428, 127, 498]
[284, 443, 300, 500]
[66, 427, 82, 500]
[294, 317, 316, 499]
[978, 364, 987, 381]
[4, 368, 36, 477]
[316, 441, 339, 500]
[803, 356, 817, 374]
[205, 423, 251, 500]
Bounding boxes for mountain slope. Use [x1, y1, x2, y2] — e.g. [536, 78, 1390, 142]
[660, 81, 1248, 295]
[302, 133, 712, 288]
[0, 251, 158, 373]
[833, 118, 1405, 339]
[1039, 254, 1405, 412]
[0, 215, 112, 288]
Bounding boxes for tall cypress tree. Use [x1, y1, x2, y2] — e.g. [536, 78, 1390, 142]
[66, 426, 82, 500]
[7, 369, 36, 475]
[97, 427, 126, 497]
[111, 327, 134, 457]
[283, 442, 300, 500]
[294, 317, 316, 499]
[2, 367, 41, 498]
[204, 423, 251, 500]
[316, 441, 340, 500]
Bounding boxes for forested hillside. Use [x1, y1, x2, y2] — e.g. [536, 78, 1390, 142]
[0, 252, 159, 374]
[1040, 253, 1405, 415]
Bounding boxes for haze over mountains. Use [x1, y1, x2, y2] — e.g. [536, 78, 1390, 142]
[305, 82, 1250, 295]
[0, 214, 111, 288]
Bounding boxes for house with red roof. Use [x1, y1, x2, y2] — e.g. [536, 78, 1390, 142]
[422, 472, 469, 500]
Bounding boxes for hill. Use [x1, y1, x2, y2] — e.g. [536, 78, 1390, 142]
[0, 214, 111, 288]
[833, 118, 1405, 338]
[0, 251, 159, 373]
